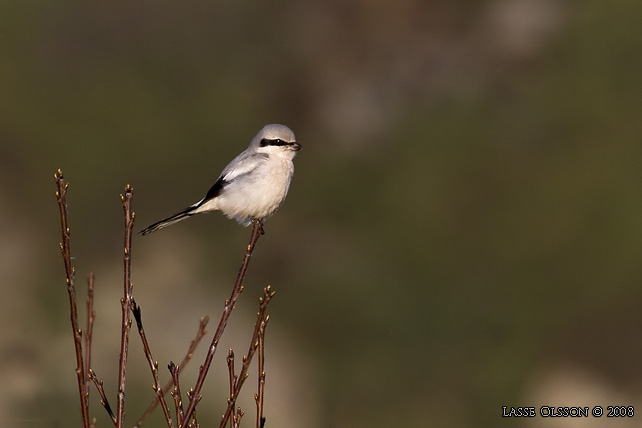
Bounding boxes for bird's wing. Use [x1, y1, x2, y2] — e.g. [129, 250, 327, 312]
[201, 152, 269, 203]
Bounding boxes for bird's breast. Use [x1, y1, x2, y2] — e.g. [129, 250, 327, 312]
[215, 158, 295, 223]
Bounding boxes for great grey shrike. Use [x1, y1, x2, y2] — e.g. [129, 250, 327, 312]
[140, 124, 301, 235]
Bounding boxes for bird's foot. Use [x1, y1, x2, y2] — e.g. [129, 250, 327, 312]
[251, 218, 265, 235]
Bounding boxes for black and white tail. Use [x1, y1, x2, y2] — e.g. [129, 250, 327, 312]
[139, 205, 197, 235]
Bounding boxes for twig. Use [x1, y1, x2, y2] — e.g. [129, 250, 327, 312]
[132, 300, 175, 428]
[186, 389, 200, 428]
[117, 185, 135, 428]
[180, 220, 264, 428]
[55, 169, 91, 428]
[226, 350, 238, 428]
[85, 273, 96, 406]
[220, 286, 275, 428]
[88, 369, 117, 426]
[169, 362, 185, 427]
[254, 315, 268, 428]
[134, 316, 209, 427]
[232, 408, 244, 428]
[227, 350, 235, 428]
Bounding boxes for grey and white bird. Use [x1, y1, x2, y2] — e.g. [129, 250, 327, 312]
[140, 124, 301, 235]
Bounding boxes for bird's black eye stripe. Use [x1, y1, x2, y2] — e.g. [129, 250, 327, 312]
[260, 138, 291, 147]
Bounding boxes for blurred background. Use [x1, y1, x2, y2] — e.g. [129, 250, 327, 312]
[2, 0, 642, 427]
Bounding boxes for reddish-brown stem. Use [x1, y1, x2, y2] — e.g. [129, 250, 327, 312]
[186, 389, 201, 428]
[180, 220, 264, 427]
[55, 170, 90, 428]
[169, 362, 185, 427]
[232, 408, 244, 428]
[220, 286, 275, 428]
[134, 316, 209, 427]
[255, 316, 268, 428]
[88, 369, 117, 426]
[132, 301, 175, 428]
[226, 349, 239, 428]
[84, 273, 96, 406]
[116, 185, 135, 428]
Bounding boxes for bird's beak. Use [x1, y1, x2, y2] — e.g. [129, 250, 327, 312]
[290, 143, 302, 151]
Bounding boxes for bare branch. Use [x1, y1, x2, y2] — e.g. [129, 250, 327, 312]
[220, 286, 275, 428]
[88, 369, 117, 426]
[84, 273, 96, 407]
[117, 185, 135, 428]
[232, 408, 244, 428]
[132, 300, 175, 428]
[181, 220, 264, 427]
[226, 349, 239, 428]
[254, 314, 269, 428]
[54, 169, 90, 428]
[169, 362, 185, 427]
[134, 316, 209, 427]
[186, 389, 201, 428]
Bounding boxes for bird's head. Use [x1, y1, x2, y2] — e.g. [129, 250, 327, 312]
[252, 124, 301, 157]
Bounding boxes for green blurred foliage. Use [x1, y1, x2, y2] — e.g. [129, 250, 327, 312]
[2, 1, 642, 427]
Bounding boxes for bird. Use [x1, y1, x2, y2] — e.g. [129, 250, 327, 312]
[140, 124, 301, 235]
